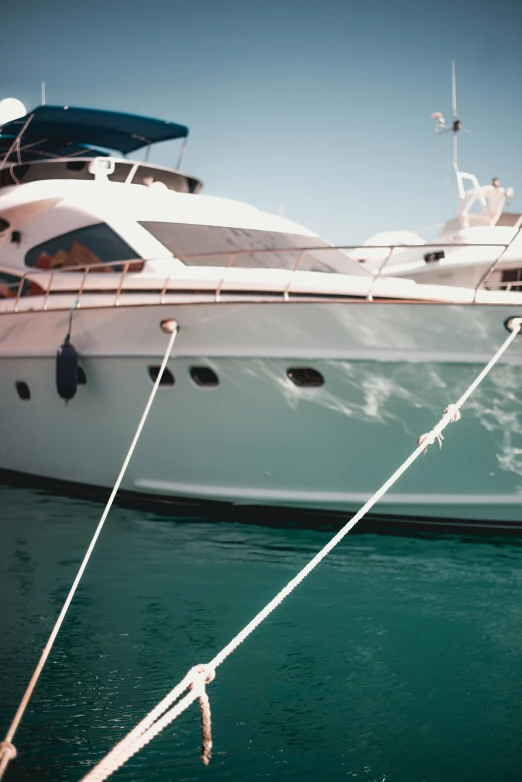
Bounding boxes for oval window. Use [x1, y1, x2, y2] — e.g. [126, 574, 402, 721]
[190, 367, 219, 387]
[148, 366, 175, 386]
[287, 368, 324, 387]
[15, 381, 31, 400]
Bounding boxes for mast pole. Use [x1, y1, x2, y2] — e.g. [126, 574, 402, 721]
[451, 60, 458, 176]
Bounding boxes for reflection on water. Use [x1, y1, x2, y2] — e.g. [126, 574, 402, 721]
[1, 484, 522, 781]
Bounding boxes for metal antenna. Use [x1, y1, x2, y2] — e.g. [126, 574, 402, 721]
[451, 61, 458, 174]
[41, 81, 46, 106]
[430, 61, 470, 199]
[451, 60, 457, 120]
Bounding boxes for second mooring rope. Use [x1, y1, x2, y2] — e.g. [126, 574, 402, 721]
[0, 324, 179, 782]
[80, 318, 522, 782]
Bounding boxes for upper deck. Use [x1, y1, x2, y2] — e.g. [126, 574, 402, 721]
[0, 104, 201, 193]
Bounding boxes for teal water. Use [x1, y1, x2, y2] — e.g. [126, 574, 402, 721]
[1, 485, 522, 782]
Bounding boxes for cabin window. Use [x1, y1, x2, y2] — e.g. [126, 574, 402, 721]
[25, 223, 144, 273]
[139, 222, 370, 276]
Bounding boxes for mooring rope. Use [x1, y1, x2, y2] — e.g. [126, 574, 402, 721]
[0, 324, 179, 781]
[79, 318, 522, 782]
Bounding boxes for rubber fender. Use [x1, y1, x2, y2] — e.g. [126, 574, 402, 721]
[56, 340, 78, 401]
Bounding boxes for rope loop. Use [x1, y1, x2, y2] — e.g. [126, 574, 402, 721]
[188, 665, 215, 765]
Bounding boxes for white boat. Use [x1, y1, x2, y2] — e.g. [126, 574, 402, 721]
[353, 173, 522, 290]
[354, 63, 522, 290]
[1, 103, 522, 531]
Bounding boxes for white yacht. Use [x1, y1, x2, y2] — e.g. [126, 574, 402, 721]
[353, 171, 522, 290]
[1, 103, 522, 531]
[354, 64, 522, 290]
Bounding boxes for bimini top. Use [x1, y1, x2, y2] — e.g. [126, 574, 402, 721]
[0, 105, 189, 158]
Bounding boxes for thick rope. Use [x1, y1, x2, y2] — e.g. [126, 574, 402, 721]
[80, 318, 522, 782]
[191, 667, 215, 765]
[0, 326, 179, 781]
[0, 745, 16, 780]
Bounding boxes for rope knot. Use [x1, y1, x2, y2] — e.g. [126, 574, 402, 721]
[188, 664, 216, 687]
[418, 403, 462, 453]
[444, 404, 461, 423]
[0, 741, 17, 760]
[188, 665, 215, 765]
[417, 430, 444, 453]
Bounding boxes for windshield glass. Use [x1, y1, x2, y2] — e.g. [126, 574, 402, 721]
[140, 222, 370, 276]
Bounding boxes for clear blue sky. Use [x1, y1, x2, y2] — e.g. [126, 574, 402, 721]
[2, 0, 521, 243]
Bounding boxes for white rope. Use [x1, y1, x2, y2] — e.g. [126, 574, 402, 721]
[0, 325, 179, 781]
[80, 318, 522, 782]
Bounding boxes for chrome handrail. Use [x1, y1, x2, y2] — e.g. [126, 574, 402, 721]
[42, 270, 56, 310]
[115, 262, 130, 306]
[78, 266, 90, 300]
[160, 274, 171, 304]
[215, 254, 236, 302]
[3, 237, 522, 315]
[6, 242, 508, 282]
[283, 250, 308, 301]
[13, 274, 27, 312]
[366, 247, 395, 301]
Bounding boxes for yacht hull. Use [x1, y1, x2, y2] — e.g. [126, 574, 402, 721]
[2, 300, 522, 528]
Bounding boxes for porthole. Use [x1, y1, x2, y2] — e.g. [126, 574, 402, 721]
[78, 366, 87, 385]
[287, 368, 324, 387]
[15, 381, 31, 400]
[190, 366, 219, 387]
[148, 366, 175, 386]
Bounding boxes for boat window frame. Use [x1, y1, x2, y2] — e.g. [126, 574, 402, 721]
[24, 222, 144, 273]
[139, 221, 371, 277]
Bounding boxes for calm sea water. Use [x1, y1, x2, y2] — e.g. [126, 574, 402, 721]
[1, 484, 522, 782]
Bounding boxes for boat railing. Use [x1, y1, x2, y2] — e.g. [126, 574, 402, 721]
[4, 234, 521, 313]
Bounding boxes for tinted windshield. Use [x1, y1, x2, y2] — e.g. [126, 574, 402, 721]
[140, 222, 369, 276]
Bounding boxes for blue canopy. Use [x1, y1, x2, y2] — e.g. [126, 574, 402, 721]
[1, 105, 189, 156]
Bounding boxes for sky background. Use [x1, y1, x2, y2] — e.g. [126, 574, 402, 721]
[2, 0, 522, 244]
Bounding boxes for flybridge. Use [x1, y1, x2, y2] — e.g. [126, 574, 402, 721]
[0, 105, 202, 193]
[0, 105, 189, 164]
